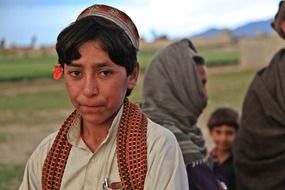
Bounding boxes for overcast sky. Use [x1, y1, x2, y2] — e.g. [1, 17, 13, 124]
[0, 0, 280, 46]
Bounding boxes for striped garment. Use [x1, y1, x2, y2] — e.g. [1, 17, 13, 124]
[141, 39, 207, 166]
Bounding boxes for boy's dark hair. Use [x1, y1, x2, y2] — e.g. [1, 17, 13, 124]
[207, 107, 239, 131]
[56, 16, 138, 96]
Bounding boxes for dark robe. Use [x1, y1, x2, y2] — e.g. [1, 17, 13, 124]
[233, 48, 285, 190]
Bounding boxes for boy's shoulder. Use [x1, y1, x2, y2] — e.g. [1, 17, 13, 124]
[146, 118, 179, 148]
[30, 130, 58, 159]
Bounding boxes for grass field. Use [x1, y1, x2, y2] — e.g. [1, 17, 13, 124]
[200, 50, 239, 67]
[0, 55, 57, 81]
[0, 49, 258, 189]
[0, 47, 239, 82]
[0, 165, 23, 190]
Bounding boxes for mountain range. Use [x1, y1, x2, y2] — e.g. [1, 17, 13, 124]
[191, 18, 275, 38]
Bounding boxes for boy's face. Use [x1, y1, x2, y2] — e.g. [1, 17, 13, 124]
[210, 124, 236, 153]
[64, 40, 138, 127]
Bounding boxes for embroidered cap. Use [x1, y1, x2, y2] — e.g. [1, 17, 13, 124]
[76, 4, 140, 49]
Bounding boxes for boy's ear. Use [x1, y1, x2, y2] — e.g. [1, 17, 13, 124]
[127, 63, 139, 89]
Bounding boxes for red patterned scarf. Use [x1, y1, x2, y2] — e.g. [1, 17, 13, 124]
[42, 99, 147, 190]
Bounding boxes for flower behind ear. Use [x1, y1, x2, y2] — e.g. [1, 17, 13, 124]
[53, 65, 63, 80]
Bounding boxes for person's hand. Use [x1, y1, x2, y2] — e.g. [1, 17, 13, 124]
[271, 1, 285, 39]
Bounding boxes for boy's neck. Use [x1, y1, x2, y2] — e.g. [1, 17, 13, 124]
[215, 149, 231, 164]
[81, 121, 112, 152]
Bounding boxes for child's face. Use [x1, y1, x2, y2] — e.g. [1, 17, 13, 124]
[210, 125, 237, 153]
[64, 40, 138, 127]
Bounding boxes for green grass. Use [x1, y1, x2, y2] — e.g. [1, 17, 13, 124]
[205, 69, 256, 115]
[200, 50, 239, 67]
[0, 80, 73, 125]
[0, 88, 70, 112]
[138, 48, 157, 73]
[0, 55, 56, 81]
[138, 47, 239, 69]
[0, 48, 239, 82]
[0, 164, 24, 190]
[0, 134, 8, 144]
[0, 52, 153, 81]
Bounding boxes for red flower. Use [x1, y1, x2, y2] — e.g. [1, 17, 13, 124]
[52, 65, 63, 80]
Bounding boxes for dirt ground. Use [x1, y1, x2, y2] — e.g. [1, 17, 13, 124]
[0, 118, 65, 165]
[0, 109, 71, 189]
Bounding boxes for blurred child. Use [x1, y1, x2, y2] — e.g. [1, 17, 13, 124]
[207, 107, 239, 190]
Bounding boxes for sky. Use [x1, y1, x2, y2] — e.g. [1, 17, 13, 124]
[0, 0, 281, 47]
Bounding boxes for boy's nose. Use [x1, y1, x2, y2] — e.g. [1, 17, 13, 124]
[218, 133, 227, 143]
[83, 77, 99, 97]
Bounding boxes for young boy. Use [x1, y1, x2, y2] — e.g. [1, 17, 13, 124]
[207, 107, 239, 190]
[19, 4, 188, 190]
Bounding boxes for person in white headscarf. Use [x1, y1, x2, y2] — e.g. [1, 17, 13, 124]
[142, 39, 225, 190]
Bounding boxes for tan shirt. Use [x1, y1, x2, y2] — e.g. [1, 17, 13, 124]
[19, 105, 188, 190]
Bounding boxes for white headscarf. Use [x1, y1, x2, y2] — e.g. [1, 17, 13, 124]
[142, 39, 208, 164]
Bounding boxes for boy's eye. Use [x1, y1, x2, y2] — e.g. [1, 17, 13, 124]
[99, 70, 113, 76]
[69, 70, 81, 77]
[225, 130, 235, 136]
[216, 131, 221, 135]
[213, 129, 222, 135]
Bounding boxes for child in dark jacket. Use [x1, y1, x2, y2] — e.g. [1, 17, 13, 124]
[207, 107, 239, 190]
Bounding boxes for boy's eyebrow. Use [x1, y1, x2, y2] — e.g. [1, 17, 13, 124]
[94, 63, 109, 68]
[68, 62, 110, 68]
[68, 63, 83, 67]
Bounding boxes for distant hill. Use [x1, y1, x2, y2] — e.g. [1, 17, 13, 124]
[192, 18, 275, 38]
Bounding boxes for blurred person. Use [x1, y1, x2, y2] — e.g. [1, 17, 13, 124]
[271, 0, 285, 39]
[233, 45, 285, 190]
[207, 107, 240, 190]
[19, 4, 188, 190]
[141, 38, 226, 190]
[234, 2, 285, 189]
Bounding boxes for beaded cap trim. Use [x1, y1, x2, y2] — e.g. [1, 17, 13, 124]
[76, 4, 140, 49]
[41, 99, 147, 190]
